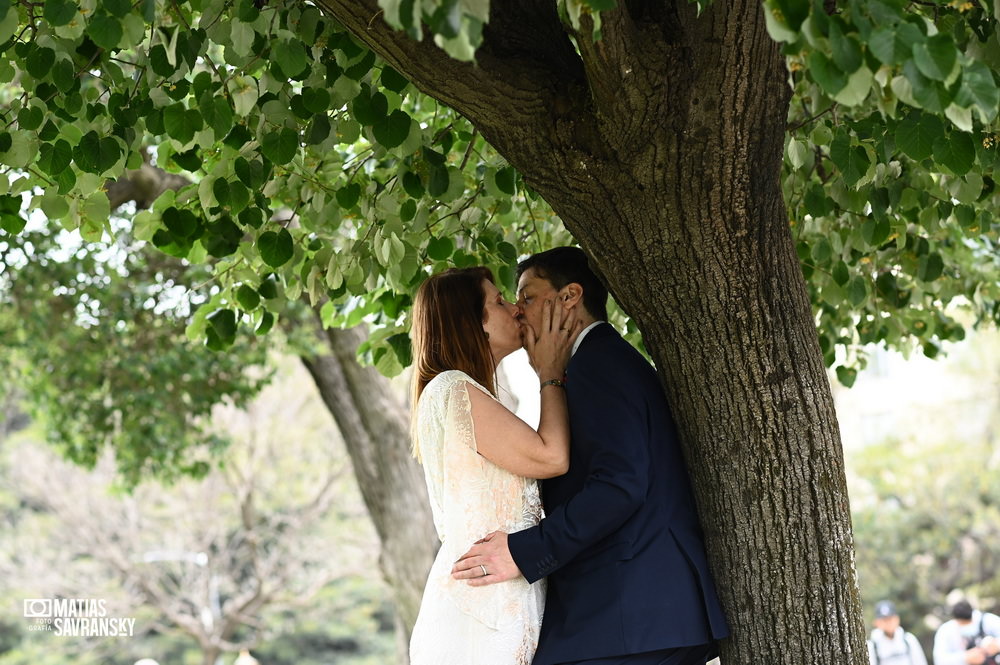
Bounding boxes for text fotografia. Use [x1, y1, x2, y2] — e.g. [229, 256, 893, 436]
[23, 599, 136, 637]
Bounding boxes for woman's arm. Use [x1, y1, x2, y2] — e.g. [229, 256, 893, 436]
[468, 300, 581, 479]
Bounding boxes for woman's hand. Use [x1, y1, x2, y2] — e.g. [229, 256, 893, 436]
[524, 299, 584, 382]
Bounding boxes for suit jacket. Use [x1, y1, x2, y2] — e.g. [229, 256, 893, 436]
[508, 323, 729, 664]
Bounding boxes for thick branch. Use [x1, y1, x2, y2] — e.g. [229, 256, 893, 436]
[311, 0, 592, 155]
[106, 162, 191, 209]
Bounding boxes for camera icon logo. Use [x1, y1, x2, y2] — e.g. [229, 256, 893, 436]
[23, 599, 53, 618]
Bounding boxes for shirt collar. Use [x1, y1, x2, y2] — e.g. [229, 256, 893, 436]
[572, 321, 604, 356]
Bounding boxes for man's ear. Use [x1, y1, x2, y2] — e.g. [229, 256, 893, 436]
[560, 283, 583, 308]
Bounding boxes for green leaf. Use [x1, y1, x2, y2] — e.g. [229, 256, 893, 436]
[302, 87, 331, 114]
[955, 61, 1000, 122]
[832, 260, 850, 286]
[162, 207, 200, 239]
[257, 275, 279, 299]
[163, 103, 204, 144]
[38, 139, 72, 175]
[402, 171, 424, 198]
[495, 167, 516, 195]
[274, 38, 308, 78]
[55, 166, 76, 195]
[25, 46, 55, 79]
[426, 236, 454, 260]
[17, 106, 43, 131]
[73, 131, 121, 174]
[771, 0, 809, 31]
[917, 252, 944, 282]
[875, 272, 908, 308]
[829, 22, 863, 74]
[933, 131, 976, 175]
[149, 45, 174, 78]
[306, 114, 331, 145]
[213, 178, 230, 205]
[372, 109, 412, 148]
[44, 0, 78, 26]
[350, 87, 388, 125]
[336, 183, 361, 209]
[835, 366, 858, 388]
[847, 275, 868, 306]
[51, 59, 76, 92]
[207, 309, 237, 344]
[236, 284, 261, 311]
[234, 157, 266, 188]
[380, 66, 409, 93]
[171, 149, 202, 171]
[257, 228, 294, 267]
[427, 164, 450, 197]
[0, 194, 25, 234]
[869, 25, 921, 65]
[895, 112, 942, 162]
[237, 0, 259, 23]
[103, 0, 132, 17]
[87, 14, 123, 51]
[903, 60, 951, 113]
[260, 128, 298, 165]
[256, 311, 275, 335]
[829, 134, 870, 187]
[228, 181, 250, 213]
[808, 51, 848, 95]
[913, 34, 957, 82]
[200, 94, 234, 138]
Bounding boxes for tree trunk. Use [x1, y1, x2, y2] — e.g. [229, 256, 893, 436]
[201, 646, 221, 665]
[316, 1, 867, 663]
[300, 321, 438, 659]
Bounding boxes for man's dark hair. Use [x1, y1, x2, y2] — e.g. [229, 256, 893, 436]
[517, 246, 609, 322]
[952, 600, 974, 621]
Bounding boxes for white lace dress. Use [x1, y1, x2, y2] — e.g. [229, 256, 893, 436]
[410, 370, 545, 665]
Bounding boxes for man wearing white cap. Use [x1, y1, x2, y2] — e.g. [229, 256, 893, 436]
[868, 600, 928, 665]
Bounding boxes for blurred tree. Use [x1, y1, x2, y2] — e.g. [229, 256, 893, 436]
[852, 436, 1000, 652]
[850, 331, 1000, 653]
[0, 361, 388, 665]
[0, 227, 436, 651]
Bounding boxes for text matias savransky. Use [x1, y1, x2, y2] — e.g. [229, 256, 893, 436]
[23, 598, 136, 637]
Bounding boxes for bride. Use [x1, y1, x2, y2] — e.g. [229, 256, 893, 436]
[408, 266, 582, 665]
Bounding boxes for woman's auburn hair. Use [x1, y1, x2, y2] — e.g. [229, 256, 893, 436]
[410, 266, 498, 415]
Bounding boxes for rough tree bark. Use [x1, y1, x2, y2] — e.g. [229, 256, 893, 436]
[313, 1, 867, 663]
[300, 320, 438, 659]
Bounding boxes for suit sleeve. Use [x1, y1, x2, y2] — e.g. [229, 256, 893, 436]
[508, 357, 649, 583]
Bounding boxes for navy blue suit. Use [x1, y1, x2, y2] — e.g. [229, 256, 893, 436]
[508, 323, 729, 665]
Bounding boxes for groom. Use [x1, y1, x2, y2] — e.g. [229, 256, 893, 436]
[452, 247, 729, 665]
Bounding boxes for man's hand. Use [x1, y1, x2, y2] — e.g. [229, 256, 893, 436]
[451, 531, 522, 586]
[982, 636, 1000, 657]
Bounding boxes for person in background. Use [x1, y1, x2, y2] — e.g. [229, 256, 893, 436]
[933, 600, 1000, 665]
[867, 600, 927, 665]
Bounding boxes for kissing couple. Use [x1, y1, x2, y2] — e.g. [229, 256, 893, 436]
[409, 246, 729, 665]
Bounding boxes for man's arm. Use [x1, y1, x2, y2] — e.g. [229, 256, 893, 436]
[454, 359, 650, 585]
